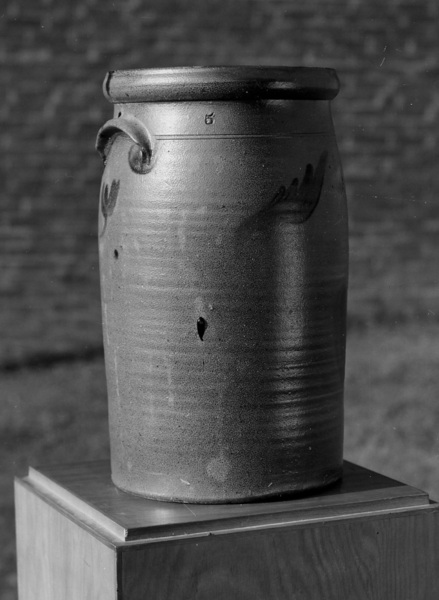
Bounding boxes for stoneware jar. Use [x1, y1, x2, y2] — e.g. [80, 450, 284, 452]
[96, 66, 348, 503]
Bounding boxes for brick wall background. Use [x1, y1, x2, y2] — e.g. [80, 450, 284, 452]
[1, 0, 438, 367]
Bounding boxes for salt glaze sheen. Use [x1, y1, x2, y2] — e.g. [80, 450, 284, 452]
[96, 67, 348, 503]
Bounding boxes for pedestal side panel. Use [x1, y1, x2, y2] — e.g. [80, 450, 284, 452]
[119, 507, 439, 600]
[15, 479, 117, 600]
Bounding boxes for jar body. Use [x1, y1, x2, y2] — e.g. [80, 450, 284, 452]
[98, 84, 348, 503]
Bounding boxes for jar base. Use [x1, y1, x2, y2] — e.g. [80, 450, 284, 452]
[111, 466, 343, 505]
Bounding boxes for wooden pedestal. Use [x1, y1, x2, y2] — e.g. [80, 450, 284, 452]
[15, 461, 439, 599]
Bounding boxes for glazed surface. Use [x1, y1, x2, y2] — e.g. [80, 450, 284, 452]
[97, 91, 348, 502]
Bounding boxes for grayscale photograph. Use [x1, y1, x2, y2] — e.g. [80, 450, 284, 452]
[1, 1, 438, 598]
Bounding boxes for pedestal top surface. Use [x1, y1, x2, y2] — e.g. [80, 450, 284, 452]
[22, 460, 430, 543]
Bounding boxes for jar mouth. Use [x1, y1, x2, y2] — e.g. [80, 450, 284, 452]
[103, 66, 340, 104]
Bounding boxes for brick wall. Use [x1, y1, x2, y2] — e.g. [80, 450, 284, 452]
[1, 0, 438, 365]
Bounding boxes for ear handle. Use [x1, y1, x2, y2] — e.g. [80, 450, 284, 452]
[95, 116, 155, 174]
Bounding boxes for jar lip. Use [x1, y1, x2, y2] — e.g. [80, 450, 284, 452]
[103, 66, 340, 103]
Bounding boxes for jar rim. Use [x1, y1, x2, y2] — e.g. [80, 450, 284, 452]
[103, 66, 340, 103]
